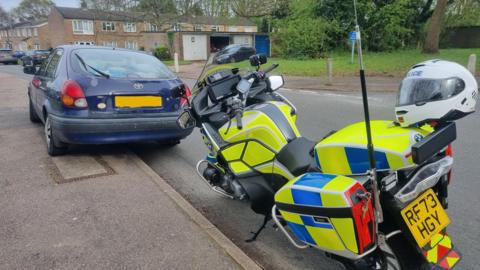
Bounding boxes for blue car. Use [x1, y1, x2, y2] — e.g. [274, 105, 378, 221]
[25, 45, 193, 156]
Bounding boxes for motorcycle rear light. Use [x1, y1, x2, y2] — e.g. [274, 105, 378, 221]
[32, 78, 41, 88]
[446, 144, 453, 183]
[180, 83, 191, 106]
[61, 80, 88, 109]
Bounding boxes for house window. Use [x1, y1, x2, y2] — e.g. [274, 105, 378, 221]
[22, 28, 27, 37]
[103, 41, 117, 47]
[211, 25, 219, 32]
[123, 22, 136, 32]
[27, 28, 32, 36]
[194, 24, 202, 32]
[146, 23, 158, 32]
[72, 20, 94, 35]
[74, 41, 95, 45]
[34, 43, 40, 50]
[102, 22, 115, 31]
[172, 23, 181, 32]
[16, 29, 21, 37]
[125, 41, 138, 50]
[33, 28, 38, 36]
[228, 26, 237, 32]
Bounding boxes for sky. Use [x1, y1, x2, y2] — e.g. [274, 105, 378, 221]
[1, 0, 78, 11]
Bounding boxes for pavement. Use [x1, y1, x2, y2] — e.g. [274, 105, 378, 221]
[0, 71, 260, 270]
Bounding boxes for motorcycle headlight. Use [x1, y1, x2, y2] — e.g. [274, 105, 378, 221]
[395, 156, 453, 203]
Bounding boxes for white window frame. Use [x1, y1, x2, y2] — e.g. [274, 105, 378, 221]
[211, 25, 219, 32]
[228, 26, 237, 32]
[72, 20, 94, 35]
[16, 29, 21, 37]
[146, 22, 158, 32]
[172, 23, 181, 32]
[125, 41, 138, 50]
[102, 21, 115, 32]
[27, 28, 32, 36]
[74, 41, 95, 45]
[103, 41, 117, 47]
[123, 22, 137, 33]
[22, 28, 27, 37]
[194, 24, 202, 32]
[33, 28, 38, 36]
[34, 43, 40, 50]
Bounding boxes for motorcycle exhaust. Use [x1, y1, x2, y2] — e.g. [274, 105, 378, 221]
[195, 160, 234, 199]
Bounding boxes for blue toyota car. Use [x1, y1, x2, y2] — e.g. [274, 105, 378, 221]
[25, 45, 193, 156]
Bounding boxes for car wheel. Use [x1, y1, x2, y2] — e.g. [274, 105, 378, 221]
[29, 96, 40, 123]
[44, 115, 67, 156]
[157, 138, 181, 146]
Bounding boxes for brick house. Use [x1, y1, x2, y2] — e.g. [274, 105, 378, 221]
[48, 6, 260, 60]
[0, 20, 49, 50]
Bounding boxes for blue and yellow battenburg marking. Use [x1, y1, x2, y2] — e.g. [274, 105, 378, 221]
[423, 232, 461, 269]
[275, 173, 363, 255]
[314, 120, 433, 175]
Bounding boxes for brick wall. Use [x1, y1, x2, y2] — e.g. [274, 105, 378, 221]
[48, 8, 67, 47]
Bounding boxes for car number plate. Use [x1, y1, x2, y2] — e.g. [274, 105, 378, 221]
[115, 96, 162, 108]
[401, 189, 450, 247]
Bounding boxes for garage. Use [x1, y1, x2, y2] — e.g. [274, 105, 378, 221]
[233, 35, 253, 46]
[182, 34, 207, 61]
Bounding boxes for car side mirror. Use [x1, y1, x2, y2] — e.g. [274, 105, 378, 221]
[249, 53, 267, 67]
[268, 75, 284, 91]
[23, 66, 37, 75]
[171, 84, 186, 98]
[177, 110, 196, 130]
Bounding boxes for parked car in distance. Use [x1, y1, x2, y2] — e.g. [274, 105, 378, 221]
[25, 45, 193, 156]
[0, 49, 18, 65]
[13, 50, 26, 59]
[213, 44, 256, 64]
[21, 50, 50, 66]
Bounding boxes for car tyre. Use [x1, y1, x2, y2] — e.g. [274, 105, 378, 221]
[44, 115, 67, 156]
[29, 97, 40, 123]
[157, 138, 181, 146]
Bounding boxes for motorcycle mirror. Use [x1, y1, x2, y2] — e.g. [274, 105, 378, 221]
[177, 110, 196, 130]
[23, 65, 37, 75]
[249, 53, 267, 67]
[171, 84, 186, 98]
[268, 75, 284, 91]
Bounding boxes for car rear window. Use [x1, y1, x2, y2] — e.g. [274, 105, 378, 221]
[0, 50, 12, 55]
[35, 50, 50, 55]
[71, 48, 175, 80]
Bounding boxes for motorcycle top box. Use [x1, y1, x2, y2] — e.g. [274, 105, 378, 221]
[274, 173, 376, 259]
[314, 120, 433, 175]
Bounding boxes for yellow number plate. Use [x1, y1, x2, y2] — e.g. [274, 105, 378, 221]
[401, 189, 450, 247]
[115, 96, 162, 108]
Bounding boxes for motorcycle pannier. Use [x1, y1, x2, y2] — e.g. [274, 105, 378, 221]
[274, 173, 375, 258]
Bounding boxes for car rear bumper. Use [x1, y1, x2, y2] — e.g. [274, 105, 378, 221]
[49, 114, 193, 144]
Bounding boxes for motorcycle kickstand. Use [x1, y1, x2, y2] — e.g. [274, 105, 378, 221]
[246, 214, 271, 243]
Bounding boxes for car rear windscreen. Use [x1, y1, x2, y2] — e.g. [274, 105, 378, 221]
[71, 48, 175, 80]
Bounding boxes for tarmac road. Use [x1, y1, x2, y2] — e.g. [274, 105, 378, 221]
[2, 64, 479, 269]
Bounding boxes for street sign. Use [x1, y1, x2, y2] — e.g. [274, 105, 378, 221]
[349, 31, 357, 41]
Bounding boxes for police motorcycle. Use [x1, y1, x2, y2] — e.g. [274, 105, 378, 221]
[173, 43, 477, 269]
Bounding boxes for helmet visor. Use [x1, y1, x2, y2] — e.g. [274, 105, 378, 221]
[397, 77, 465, 106]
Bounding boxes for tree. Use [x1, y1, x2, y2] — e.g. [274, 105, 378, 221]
[199, 0, 230, 17]
[136, 0, 177, 31]
[231, 0, 282, 18]
[423, 0, 448, 53]
[0, 6, 9, 27]
[80, 0, 139, 11]
[445, 0, 480, 27]
[13, 0, 54, 21]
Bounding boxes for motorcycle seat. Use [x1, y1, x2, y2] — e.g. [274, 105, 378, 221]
[276, 137, 316, 176]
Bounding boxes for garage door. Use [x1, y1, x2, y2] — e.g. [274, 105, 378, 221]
[183, 34, 207, 61]
[233, 35, 253, 46]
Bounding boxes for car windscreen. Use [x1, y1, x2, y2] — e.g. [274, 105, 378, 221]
[71, 48, 175, 80]
[35, 50, 50, 55]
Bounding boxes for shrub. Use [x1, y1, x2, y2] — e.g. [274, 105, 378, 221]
[154, 46, 171, 60]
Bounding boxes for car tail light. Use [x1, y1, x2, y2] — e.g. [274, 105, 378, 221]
[32, 78, 41, 88]
[180, 83, 191, 107]
[446, 144, 453, 183]
[61, 80, 88, 108]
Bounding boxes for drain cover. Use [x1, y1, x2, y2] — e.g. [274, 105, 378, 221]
[51, 155, 115, 184]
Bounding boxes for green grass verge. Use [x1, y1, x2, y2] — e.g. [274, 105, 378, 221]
[163, 60, 192, 66]
[269, 48, 480, 77]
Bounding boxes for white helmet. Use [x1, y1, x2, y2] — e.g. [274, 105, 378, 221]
[395, 60, 478, 127]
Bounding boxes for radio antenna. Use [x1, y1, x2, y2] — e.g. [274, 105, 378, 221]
[352, 0, 383, 223]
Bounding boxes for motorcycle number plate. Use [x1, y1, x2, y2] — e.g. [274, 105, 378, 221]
[400, 189, 450, 248]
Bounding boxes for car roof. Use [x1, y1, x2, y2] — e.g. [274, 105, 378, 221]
[58, 45, 149, 55]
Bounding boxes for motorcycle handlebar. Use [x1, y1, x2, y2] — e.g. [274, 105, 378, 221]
[263, 63, 279, 74]
[235, 111, 243, 130]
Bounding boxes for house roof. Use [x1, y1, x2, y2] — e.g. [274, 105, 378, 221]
[0, 20, 47, 30]
[54, 6, 256, 26]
